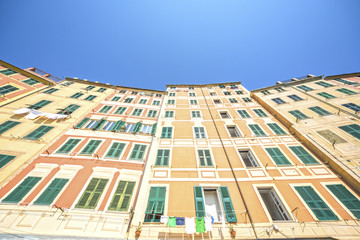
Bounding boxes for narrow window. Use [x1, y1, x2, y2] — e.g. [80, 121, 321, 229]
[144, 187, 166, 222]
[161, 127, 173, 138]
[86, 86, 95, 90]
[124, 98, 134, 103]
[336, 88, 357, 95]
[155, 94, 162, 97]
[155, 149, 170, 166]
[223, 91, 231, 95]
[56, 138, 81, 154]
[315, 81, 333, 88]
[111, 96, 121, 101]
[139, 99, 148, 104]
[129, 144, 147, 160]
[34, 178, 68, 205]
[102, 121, 116, 131]
[220, 111, 230, 119]
[97, 88, 107, 92]
[22, 78, 40, 85]
[289, 146, 319, 165]
[24, 125, 54, 140]
[168, 100, 175, 105]
[0, 121, 20, 134]
[342, 103, 360, 112]
[210, 92, 217, 96]
[235, 90, 243, 95]
[85, 120, 98, 129]
[2, 176, 41, 203]
[228, 98, 238, 103]
[79, 140, 102, 155]
[57, 104, 80, 115]
[242, 97, 252, 102]
[0, 69, 17, 75]
[239, 150, 259, 167]
[152, 100, 160, 105]
[194, 127, 206, 139]
[258, 188, 291, 221]
[84, 95, 97, 101]
[131, 91, 138, 95]
[119, 90, 127, 93]
[334, 78, 357, 85]
[131, 108, 143, 116]
[274, 87, 285, 92]
[198, 149, 213, 166]
[339, 124, 360, 140]
[287, 94, 303, 101]
[213, 99, 221, 104]
[261, 90, 270, 95]
[108, 181, 135, 211]
[266, 148, 291, 165]
[227, 126, 241, 137]
[76, 178, 108, 209]
[189, 92, 196, 97]
[190, 99, 198, 105]
[43, 88, 58, 94]
[0, 154, 16, 169]
[169, 93, 176, 97]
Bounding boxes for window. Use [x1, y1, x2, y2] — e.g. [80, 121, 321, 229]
[84, 95, 97, 101]
[289, 146, 319, 165]
[272, 98, 286, 104]
[131, 91, 138, 95]
[248, 124, 266, 136]
[108, 181, 135, 211]
[124, 98, 134, 103]
[265, 148, 291, 165]
[228, 98, 238, 103]
[308, 106, 331, 116]
[29, 100, 52, 110]
[79, 140, 102, 155]
[102, 121, 116, 131]
[316, 81, 333, 88]
[316, 130, 347, 144]
[139, 99, 148, 104]
[165, 111, 174, 118]
[97, 88, 107, 92]
[334, 78, 357, 85]
[24, 125, 54, 140]
[57, 104, 80, 115]
[287, 94, 303, 101]
[317, 92, 336, 99]
[261, 90, 271, 95]
[70, 92, 84, 99]
[191, 111, 201, 118]
[194, 127, 206, 139]
[213, 99, 221, 104]
[242, 97, 252, 102]
[189, 92, 196, 97]
[342, 103, 360, 112]
[210, 92, 217, 96]
[61, 81, 74, 86]
[267, 123, 286, 135]
[326, 184, 360, 219]
[295, 186, 338, 220]
[253, 109, 268, 117]
[2, 176, 41, 203]
[336, 88, 357, 95]
[194, 186, 237, 222]
[155, 93, 162, 97]
[125, 123, 135, 133]
[189, 87, 194, 90]
[0, 85, 19, 95]
[56, 138, 81, 154]
[99, 105, 113, 113]
[129, 144, 147, 160]
[34, 178, 69, 205]
[239, 150, 259, 167]
[198, 149, 213, 166]
[22, 78, 40, 85]
[289, 110, 309, 120]
[168, 100, 175, 105]
[237, 110, 250, 118]
[86, 86, 95, 90]
[76, 178, 108, 209]
[190, 100, 198, 105]
[141, 124, 153, 134]
[119, 90, 127, 93]
[161, 127, 173, 138]
[227, 126, 241, 137]
[43, 88, 58, 94]
[169, 93, 176, 97]
[114, 107, 127, 115]
[0, 121, 20, 135]
[85, 120, 98, 129]
[274, 87, 285, 92]
[339, 124, 360, 140]
[297, 85, 313, 91]
[145, 187, 166, 222]
[132, 108, 143, 116]
[111, 96, 121, 101]
[258, 188, 291, 221]
[220, 111, 230, 119]
[105, 142, 126, 159]
[147, 110, 157, 118]
[224, 91, 231, 95]
[0, 154, 16, 169]
[155, 149, 170, 166]
[235, 90, 243, 95]
[219, 84, 225, 88]
[153, 100, 160, 105]
[0, 68, 17, 75]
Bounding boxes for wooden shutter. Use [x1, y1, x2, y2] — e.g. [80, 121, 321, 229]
[267, 123, 286, 135]
[112, 121, 125, 132]
[339, 124, 360, 140]
[75, 118, 90, 129]
[108, 181, 135, 211]
[194, 186, 205, 217]
[92, 118, 107, 130]
[156, 149, 170, 166]
[204, 150, 213, 166]
[145, 187, 158, 214]
[0, 154, 16, 169]
[30, 100, 51, 110]
[266, 148, 291, 165]
[327, 184, 360, 219]
[249, 124, 265, 136]
[2, 177, 41, 203]
[24, 126, 54, 140]
[105, 142, 126, 158]
[132, 122, 143, 133]
[219, 186, 237, 222]
[130, 144, 146, 160]
[289, 146, 318, 165]
[151, 123, 157, 135]
[34, 178, 68, 205]
[0, 121, 20, 134]
[198, 150, 205, 166]
[56, 139, 81, 154]
[80, 140, 101, 154]
[76, 178, 108, 209]
[145, 186, 166, 219]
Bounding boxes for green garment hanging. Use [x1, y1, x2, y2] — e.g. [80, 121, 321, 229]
[196, 217, 205, 233]
[167, 216, 176, 227]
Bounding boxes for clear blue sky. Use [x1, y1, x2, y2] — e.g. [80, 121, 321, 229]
[1, 0, 359, 91]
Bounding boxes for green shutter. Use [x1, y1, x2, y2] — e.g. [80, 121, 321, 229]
[112, 120, 126, 132]
[132, 122, 143, 133]
[295, 186, 338, 221]
[70, 92, 84, 99]
[249, 124, 266, 136]
[155, 149, 170, 166]
[0, 121, 20, 134]
[2, 177, 41, 203]
[108, 181, 135, 211]
[161, 127, 172, 138]
[237, 110, 250, 118]
[266, 148, 291, 165]
[194, 186, 205, 217]
[76, 178, 108, 209]
[92, 118, 107, 130]
[0, 154, 16, 169]
[75, 118, 90, 129]
[29, 100, 52, 110]
[144, 187, 166, 222]
[58, 104, 80, 114]
[327, 184, 360, 219]
[105, 142, 126, 158]
[80, 140, 102, 155]
[34, 178, 68, 205]
[267, 123, 286, 135]
[56, 139, 81, 154]
[151, 123, 157, 135]
[339, 124, 360, 140]
[129, 144, 147, 160]
[219, 186, 237, 222]
[24, 126, 54, 140]
[289, 146, 319, 165]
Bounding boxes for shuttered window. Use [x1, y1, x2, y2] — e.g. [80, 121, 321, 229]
[248, 124, 266, 136]
[168, 100, 175, 104]
[289, 146, 319, 165]
[139, 99, 148, 104]
[309, 106, 331, 116]
[151, 123, 157, 135]
[0, 121, 20, 134]
[219, 186, 237, 222]
[70, 92, 84, 99]
[105, 142, 126, 159]
[97, 88, 107, 92]
[34, 178, 68, 205]
[91, 118, 107, 130]
[266, 148, 291, 165]
[124, 98, 133, 103]
[111, 96, 121, 101]
[132, 108, 143, 116]
[99, 105, 113, 113]
[147, 110, 157, 118]
[298, 85, 313, 91]
[112, 120, 126, 132]
[289, 110, 309, 120]
[129, 144, 147, 160]
[237, 110, 250, 118]
[2, 177, 41, 203]
[79, 140, 102, 155]
[155, 149, 170, 166]
[194, 186, 205, 217]
[86, 86, 95, 90]
[114, 107, 127, 114]
[228, 98, 238, 103]
[161, 127, 173, 138]
[43, 88, 58, 94]
[56, 139, 81, 154]
[316, 81, 333, 88]
[0, 154, 16, 169]
[336, 88, 357, 95]
[253, 109, 268, 117]
[317, 92, 336, 99]
[57, 104, 80, 115]
[342, 103, 360, 112]
[84, 95, 97, 101]
[132, 122, 143, 133]
[76, 178, 108, 209]
[145, 186, 166, 222]
[22, 78, 40, 85]
[152, 100, 160, 105]
[198, 149, 213, 167]
[0, 85, 19, 95]
[75, 118, 90, 129]
[0, 69, 17, 75]
[190, 100, 198, 105]
[24, 125, 54, 140]
[339, 124, 360, 140]
[29, 100, 52, 110]
[108, 181, 135, 211]
[327, 184, 360, 219]
[287, 94, 303, 101]
[242, 97, 252, 102]
[267, 123, 286, 135]
[295, 186, 338, 221]
[272, 98, 286, 104]
[191, 111, 201, 118]
[194, 127, 206, 139]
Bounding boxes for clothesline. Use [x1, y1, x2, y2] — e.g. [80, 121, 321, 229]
[13, 108, 68, 120]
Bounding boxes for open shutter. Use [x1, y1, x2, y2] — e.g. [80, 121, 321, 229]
[145, 187, 158, 214]
[132, 122, 143, 133]
[194, 186, 205, 217]
[327, 184, 360, 219]
[34, 178, 68, 205]
[220, 186, 237, 222]
[92, 118, 106, 130]
[151, 123, 157, 135]
[112, 121, 125, 132]
[75, 118, 90, 129]
[2, 177, 41, 203]
[154, 187, 166, 214]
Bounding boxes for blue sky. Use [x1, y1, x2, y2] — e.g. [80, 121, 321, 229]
[1, 0, 359, 91]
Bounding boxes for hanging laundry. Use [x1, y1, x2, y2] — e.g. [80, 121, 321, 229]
[204, 216, 212, 232]
[56, 114, 68, 119]
[160, 216, 168, 224]
[25, 110, 44, 119]
[185, 217, 196, 234]
[176, 217, 185, 226]
[44, 113, 59, 119]
[167, 217, 176, 227]
[13, 108, 31, 115]
[211, 216, 214, 224]
[195, 217, 205, 233]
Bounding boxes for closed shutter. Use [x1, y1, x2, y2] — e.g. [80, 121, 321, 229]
[267, 123, 286, 135]
[24, 126, 54, 140]
[219, 186, 237, 222]
[2, 177, 41, 203]
[105, 142, 126, 158]
[145, 187, 166, 222]
[34, 178, 68, 205]
[249, 124, 266, 136]
[0, 154, 16, 169]
[194, 186, 205, 217]
[56, 139, 81, 154]
[327, 184, 360, 219]
[29, 100, 52, 110]
[92, 118, 107, 130]
[295, 186, 338, 221]
[108, 181, 135, 211]
[339, 124, 360, 140]
[151, 123, 157, 135]
[76, 178, 108, 209]
[129, 144, 147, 160]
[80, 140, 102, 155]
[155, 149, 170, 166]
[266, 148, 291, 165]
[0, 121, 20, 134]
[112, 120, 126, 132]
[289, 146, 318, 165]
[132, 122, 143, 133]
[161, 127, 172, 138]
[75, 118, 90, 129]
